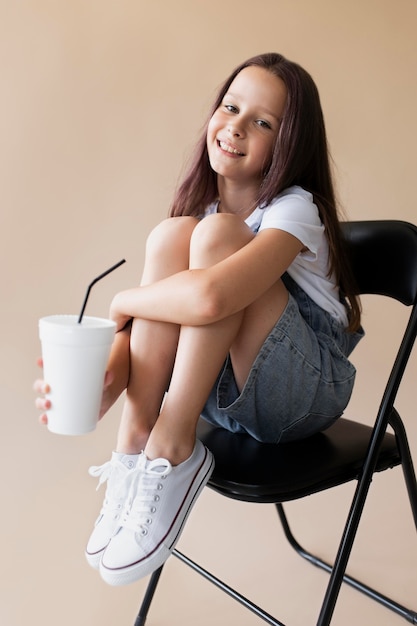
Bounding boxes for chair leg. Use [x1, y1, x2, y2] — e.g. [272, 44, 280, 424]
[172, 549, 286, 626]
[276, 503, 417, 624]
[316, 406, 417, 626]
[133, 565, 164, 626]
[389, 409, 417, 528]
[134, 549, 286, 626]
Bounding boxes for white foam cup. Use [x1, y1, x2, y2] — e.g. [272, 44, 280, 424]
[39, 315, 116, 435]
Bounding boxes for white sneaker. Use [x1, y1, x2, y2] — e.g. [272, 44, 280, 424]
[100, 440, 214, 586]
[85, 452, 139, 569]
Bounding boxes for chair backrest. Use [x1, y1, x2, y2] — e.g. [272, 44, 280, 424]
[341, 220, 417, 305]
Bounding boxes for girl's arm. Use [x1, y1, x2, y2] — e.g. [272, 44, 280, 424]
[110, 228, 303, 330]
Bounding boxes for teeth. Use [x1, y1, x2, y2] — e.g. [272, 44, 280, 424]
[219, 141, 243, 156]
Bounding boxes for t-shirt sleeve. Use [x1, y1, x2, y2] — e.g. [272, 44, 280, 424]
[258, 190, 324, 261]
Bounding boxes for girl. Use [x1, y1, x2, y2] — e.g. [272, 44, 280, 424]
[34, 52, 363, 587]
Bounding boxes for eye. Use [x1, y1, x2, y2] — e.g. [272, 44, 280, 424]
[223, 103, 239, 114]
[255, 119, 272, 130]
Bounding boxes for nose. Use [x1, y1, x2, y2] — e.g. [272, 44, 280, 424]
[227, 119, 245, 138]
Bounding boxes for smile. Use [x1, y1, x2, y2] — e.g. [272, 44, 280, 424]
[218, 140, 244, 156]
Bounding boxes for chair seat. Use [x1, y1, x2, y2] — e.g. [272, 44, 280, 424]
[197, 418, 401, 503]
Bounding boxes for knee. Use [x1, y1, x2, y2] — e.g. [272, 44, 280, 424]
[146, 216, 198, 259]
[190, 213, 254, 267]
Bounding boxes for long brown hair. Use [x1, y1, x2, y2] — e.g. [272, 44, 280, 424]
[169, 53, 361, 331]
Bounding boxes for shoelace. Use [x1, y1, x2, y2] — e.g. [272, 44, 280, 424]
[89, 459, 134, 520]
[89, 460, 114, 489]
[121, 457, 172, 536]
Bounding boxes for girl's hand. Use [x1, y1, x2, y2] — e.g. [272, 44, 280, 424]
[33, 358, 50, 425]
[109, 292, 133, 333]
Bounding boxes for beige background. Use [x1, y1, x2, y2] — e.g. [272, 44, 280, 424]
[1, 1, 416, 625]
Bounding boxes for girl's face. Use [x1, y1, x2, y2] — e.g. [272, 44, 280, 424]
[207, 66, 287, 189]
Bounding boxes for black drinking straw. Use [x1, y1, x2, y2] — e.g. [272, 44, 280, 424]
[78, 259, 126, 324]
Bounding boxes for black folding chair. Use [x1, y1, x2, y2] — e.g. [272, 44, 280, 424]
[134, 220, 417, 626]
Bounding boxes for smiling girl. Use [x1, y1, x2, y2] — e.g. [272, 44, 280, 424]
[34, 52, 363, 586]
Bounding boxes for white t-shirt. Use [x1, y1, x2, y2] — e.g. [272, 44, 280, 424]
[204, 185, 348, 326]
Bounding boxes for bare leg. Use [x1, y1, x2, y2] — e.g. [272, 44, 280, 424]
[117, 213, 289, 463]
[97, 213, 291, 585]
[144, 213, 288, 464]
[116, 217, 199, 454]
[229, 274, 289, 392]
[99, 325, 131, 419]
